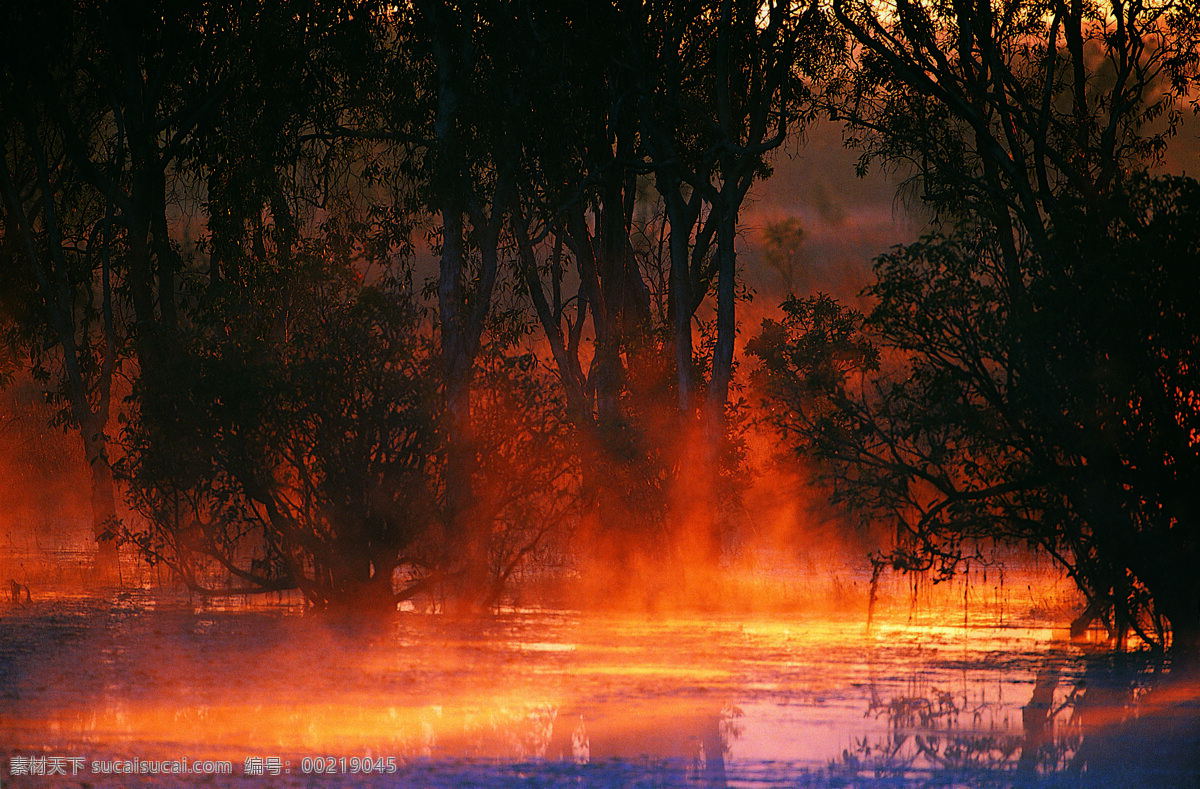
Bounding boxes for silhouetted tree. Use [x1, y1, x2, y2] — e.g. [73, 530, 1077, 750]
[122, 259, 441, 610]
[504, 1, 839, 590]
[751, 174, 1200, 650]
[123, 259, 578, 611]
[506, 4, 666, 591]
[829, 0, 1200, 262]
[0, 94, 123, 571]
[814, 0, 1200, 649]
[0, 1, 143, 572]
[640, 0, 837, 439]
[0, 0, 346, 573]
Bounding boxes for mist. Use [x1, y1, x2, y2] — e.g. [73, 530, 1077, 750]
[5, 0, 1200, 785]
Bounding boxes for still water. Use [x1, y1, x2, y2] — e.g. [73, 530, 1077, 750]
[1, 584, 1198, 787]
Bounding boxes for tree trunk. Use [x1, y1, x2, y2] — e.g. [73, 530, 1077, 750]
[704, 190, 737, 437]
[695, 189, 738, 567]
[1163, 590, 1200, 654]
[704, 0, 736, 446]
[662, 181, 697, 413]
[443, 369, 486, 608]
[79, 415, 120, 580]
[437, 200, 488, 610]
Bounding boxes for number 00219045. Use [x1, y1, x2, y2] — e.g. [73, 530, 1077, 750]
[299, 756, 397, 774]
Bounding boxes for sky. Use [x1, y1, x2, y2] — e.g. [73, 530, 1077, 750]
[741, 119, 927, 308]
[743, 110, 1200, 310]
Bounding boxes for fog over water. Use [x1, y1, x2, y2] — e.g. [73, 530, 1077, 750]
[2, 560, 1198, 788]
[3, 99, 1199, 789]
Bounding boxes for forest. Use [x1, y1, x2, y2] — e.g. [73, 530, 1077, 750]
[2, 0, 1200, 654]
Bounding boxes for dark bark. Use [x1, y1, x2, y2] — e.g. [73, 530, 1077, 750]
[662, 182, 699, 411]
[704, 187, 737, 443]
[419, 0, 516, 608]
[80, 414, 120, 577]
[0, 111, 121, 578]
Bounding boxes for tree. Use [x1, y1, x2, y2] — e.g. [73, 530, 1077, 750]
[122, 258, 578, 611]
[750, 174, 1200, 651]
[829, 0, 1200, 260]
[121, 258, 442, 610]
[504, 1, 839, 588]
[1028, 175, 1200, 649]
[640, 0, 836, 441]
[334, 0, 544, 607]
[505, 3, 666, 591]
[0, 0, 290, 574]
[630, 0, 841, 572]
[0, 2, 128, 573]
[814, 0, 1200, 649]
[115, 1, 588, 608]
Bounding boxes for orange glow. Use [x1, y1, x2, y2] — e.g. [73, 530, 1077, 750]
[0, 385, 99, 592]
[4, 576, 1196, 787]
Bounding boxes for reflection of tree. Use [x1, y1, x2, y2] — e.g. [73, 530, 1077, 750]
[1017, 666, 1065, 778]
[829, 674, 1080, 784]
[826, 656, 1200, 786]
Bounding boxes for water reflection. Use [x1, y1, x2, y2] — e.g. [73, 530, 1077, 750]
[2, 594, 1198, 787]
[821, 656, 1200, 788]
[544, 701, 739, 786]
[827, 677, 1056, 784]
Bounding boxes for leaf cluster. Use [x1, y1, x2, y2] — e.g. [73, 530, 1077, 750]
[753, 174, 1200, 646]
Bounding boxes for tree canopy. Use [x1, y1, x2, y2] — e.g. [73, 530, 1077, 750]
[3, 0, 1200, 646]
[753, 0, 1200, 650]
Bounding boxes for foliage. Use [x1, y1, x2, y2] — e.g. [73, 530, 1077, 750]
[816, 0, 1200, 649]
[120, 258, 442, 609]
[751, 174, 1200, 650]
[470, 307, 582, 602]
[120, 248, 580, 610]
[831, 0, 1200, 231]
[759, 217, 807, 295]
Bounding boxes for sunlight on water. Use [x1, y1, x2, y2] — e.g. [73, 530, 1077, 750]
[2, 581, 1198, 787]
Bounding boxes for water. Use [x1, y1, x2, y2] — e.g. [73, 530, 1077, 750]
[2, 587, 1198, 787]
